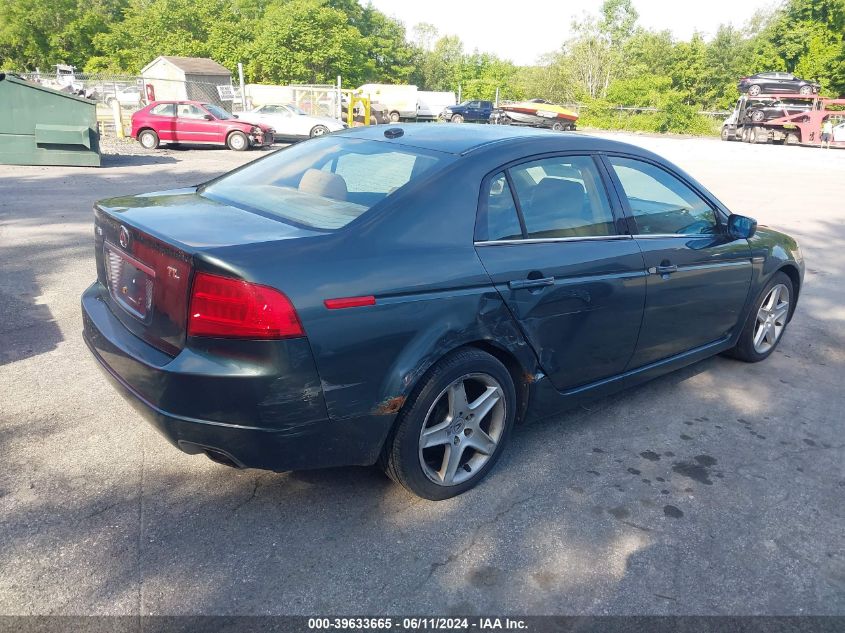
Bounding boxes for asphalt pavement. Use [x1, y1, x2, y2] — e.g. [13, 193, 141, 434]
[0, 134, 843, 615]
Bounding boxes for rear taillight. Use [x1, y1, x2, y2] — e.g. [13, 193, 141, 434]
[187, 272, 303, 339]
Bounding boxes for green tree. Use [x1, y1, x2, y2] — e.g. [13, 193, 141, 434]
[247, 0, 366, 84]
[87, 0, 226, 72]
[356, 6, 416, 83]
[668, 32, 709, 104]
[0, 0, 126, 70]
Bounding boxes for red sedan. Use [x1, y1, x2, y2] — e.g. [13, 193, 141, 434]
[131, 100, 274, 151]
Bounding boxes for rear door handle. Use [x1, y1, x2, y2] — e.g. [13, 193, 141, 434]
[508, 276, 555, 290]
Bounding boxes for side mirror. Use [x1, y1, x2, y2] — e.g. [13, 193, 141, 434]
[203, 114, 214, 121]
[728, 214, 757, 240]
[232, 114, 239, 119]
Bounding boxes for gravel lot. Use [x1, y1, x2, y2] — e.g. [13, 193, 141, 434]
[1, 133, 843, 616]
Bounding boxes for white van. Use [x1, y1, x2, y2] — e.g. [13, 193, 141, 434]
[417, 91, 457, 120]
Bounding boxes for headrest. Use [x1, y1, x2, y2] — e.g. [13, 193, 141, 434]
[298, 169, 348, 201]
[530, 178, 585, 209]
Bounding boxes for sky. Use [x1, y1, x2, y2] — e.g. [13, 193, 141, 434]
[367, 0, 777, 66]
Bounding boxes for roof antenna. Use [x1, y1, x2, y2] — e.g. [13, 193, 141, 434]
[384, 128, 404, 139]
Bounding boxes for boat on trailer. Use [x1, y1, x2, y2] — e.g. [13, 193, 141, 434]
[491, 99, 578, 131]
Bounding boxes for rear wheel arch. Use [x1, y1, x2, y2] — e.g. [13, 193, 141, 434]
[465, 341, 532, 424]
[385, 337, 534, 424]
[375, 341, 528, 471]
[375, 330, 537, 453]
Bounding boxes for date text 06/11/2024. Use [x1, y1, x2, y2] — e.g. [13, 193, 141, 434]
[307, 617, 528, 630]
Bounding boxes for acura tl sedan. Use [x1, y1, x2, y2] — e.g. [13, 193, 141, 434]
[82, 125, 804, 500]
[738, 72, 820, 96]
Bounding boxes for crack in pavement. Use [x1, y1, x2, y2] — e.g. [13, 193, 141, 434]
[423, 494, 540, 586]
[230, 474, 264, 516]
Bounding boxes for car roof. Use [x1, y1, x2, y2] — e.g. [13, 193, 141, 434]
[339, 123, 649, 157]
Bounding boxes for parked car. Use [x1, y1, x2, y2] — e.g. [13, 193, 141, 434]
[82, 125, 803, 500]
[721, 95, 814, 141]
[131, 100, 273, 151]
[439, 100, 494, 123]
[738, 73, 820, 96]
[741, 98, 812, 123]
[237, 103, 345, 140]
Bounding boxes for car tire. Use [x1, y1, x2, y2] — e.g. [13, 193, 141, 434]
[751, 127, 767, 144]
[309, 125, 329, 137]
[748, 84, 761, 96]
[721, 126, 730, 141]
[799, 85, 812, 95]
[724, 271, 794, 363]
[389, 111, 401, 123]
[381, 348, 516, 500]
[451, 114, 464, 124]
[785, 132, 800, 145]
[750, 110, 765, 122]
[551, 121, 565, 132]
[227, 131, 249, 151]
[138, 129, 159, 150]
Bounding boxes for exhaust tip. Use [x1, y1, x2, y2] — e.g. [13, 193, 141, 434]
[177, 440, 243, 469]
[203, 449, 242, 469]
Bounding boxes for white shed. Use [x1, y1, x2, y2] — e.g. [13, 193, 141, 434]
[140, 56, 233, 106]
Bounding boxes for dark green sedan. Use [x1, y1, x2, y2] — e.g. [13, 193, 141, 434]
[82, 124, 804, 499]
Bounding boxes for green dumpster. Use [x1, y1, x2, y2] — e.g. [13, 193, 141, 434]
[0, 73, 101, 167]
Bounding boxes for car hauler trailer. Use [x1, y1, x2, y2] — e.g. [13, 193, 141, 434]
[724, 93, 845, 147]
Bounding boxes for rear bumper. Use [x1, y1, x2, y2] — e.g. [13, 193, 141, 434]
[81, 282, 387, 471]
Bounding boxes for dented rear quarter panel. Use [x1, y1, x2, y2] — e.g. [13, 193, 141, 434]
[199, 150, 549, 440]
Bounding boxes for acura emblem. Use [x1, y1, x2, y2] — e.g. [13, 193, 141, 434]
[118, 225, 130, 249]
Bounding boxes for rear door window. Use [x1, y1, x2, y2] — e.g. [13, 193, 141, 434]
[508, 156, 616, 239]
[476, 173, 523, 242]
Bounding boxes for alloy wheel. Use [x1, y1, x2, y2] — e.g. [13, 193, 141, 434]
[418, 373, 506, 486]
[753, 283, 790, 354]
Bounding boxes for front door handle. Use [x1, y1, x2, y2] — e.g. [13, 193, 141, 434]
[509, 276, 555, 290]
[648, 264, 678, 277]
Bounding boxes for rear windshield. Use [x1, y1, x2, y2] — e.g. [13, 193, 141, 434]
[202, 137, 453, 230]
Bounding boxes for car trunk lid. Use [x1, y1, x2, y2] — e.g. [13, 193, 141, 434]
[93, 187, 322, 355]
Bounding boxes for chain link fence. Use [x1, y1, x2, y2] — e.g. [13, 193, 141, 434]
[8, 71, 344, 138]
